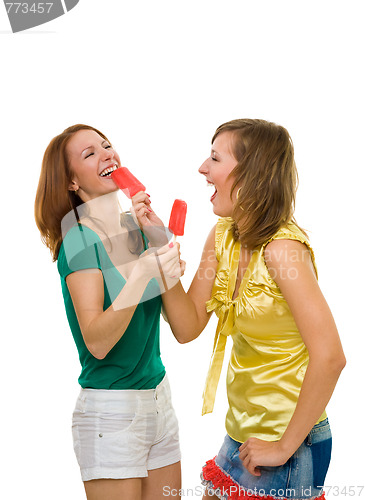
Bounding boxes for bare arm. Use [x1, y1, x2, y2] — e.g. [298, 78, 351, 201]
[161, 225, 218, 343]
[130, 193, 218, 343]
[66, 244, 181, 359]
[239, 239, 346, 476]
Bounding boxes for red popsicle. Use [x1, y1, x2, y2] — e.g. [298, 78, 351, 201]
[111, 167, 146, 198]
[169, 199, 187, 241]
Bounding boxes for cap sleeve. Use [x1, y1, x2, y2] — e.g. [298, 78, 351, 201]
[263, 222, 318, 279]
[57, 225, 103, 280]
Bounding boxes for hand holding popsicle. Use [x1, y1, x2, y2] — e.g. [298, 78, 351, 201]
[169, 199, 187, 244]
[137, 243, 183, 293]
[132, 192, 168, 247]
[111, 167, 146, 198]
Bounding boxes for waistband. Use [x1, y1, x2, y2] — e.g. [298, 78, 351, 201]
[75, 374, 171, 413]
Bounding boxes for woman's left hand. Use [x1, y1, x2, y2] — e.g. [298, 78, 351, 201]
[238, 438, 291, 477]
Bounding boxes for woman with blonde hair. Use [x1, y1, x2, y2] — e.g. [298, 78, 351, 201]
[35, 124, 182, 500]
[134, 119, 346, 500]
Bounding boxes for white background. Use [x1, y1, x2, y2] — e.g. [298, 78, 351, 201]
[1, 1, 364, 498]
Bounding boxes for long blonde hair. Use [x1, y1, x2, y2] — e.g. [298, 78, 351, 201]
[212, 119, 304, 249]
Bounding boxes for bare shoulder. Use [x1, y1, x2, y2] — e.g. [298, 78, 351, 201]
[264, 239, 317, 284]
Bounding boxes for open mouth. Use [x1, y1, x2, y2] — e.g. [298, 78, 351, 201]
[99, 164, 119, 178]
[207, 180, 217, 202]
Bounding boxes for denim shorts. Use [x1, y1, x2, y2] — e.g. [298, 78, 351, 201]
[72, 375, 181, 481]
[201, 418, 332, 499]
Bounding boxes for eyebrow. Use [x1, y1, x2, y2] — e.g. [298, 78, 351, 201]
[82, 139, 109, 154]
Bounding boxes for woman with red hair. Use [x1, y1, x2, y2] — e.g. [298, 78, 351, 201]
[35, 124, 182, 500]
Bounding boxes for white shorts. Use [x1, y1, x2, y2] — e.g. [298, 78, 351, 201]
[72, 375, 181, 481]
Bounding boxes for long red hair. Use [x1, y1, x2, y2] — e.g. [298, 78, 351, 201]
[34, 124, 111, 261]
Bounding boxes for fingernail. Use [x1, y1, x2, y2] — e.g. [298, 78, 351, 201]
[148, 208, 153, 212]
[146, 193, 151, 197]
[169, 242, 174, 248]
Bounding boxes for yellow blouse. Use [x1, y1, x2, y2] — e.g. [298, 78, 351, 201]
[202, 218, 327, 443]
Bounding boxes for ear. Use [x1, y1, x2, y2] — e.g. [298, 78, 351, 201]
[68, 180, 79, 192]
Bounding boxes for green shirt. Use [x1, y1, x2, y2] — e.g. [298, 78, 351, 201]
[57, 223, 165, 389]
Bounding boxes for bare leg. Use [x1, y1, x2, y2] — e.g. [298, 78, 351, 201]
[84, 478, 142, 500]
[142, 461, 181, 500]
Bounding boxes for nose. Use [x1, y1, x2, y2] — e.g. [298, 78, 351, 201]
[198, 158, 209, 175]
[101, 146, 114, 161]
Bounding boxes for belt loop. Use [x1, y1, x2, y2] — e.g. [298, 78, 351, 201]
[306, 432, 312, 446]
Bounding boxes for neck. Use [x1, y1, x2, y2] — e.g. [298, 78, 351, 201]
[78, 192, 121, 235]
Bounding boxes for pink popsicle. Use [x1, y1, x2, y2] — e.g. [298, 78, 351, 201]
[111, 167, 146, 198]
[169, 199, 187, 239]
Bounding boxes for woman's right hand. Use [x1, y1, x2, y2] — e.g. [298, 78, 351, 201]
[132, 192, 163, 227]
[131, 192, 168, 247]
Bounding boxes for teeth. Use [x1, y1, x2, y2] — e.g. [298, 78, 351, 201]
[100, 164, 118, 177]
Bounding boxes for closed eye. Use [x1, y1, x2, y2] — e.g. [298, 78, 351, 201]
[85, 146, 111, 158]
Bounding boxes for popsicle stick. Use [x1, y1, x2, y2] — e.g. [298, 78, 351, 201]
[155, 252, 168, 293]
[173, 234, 177, 245]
